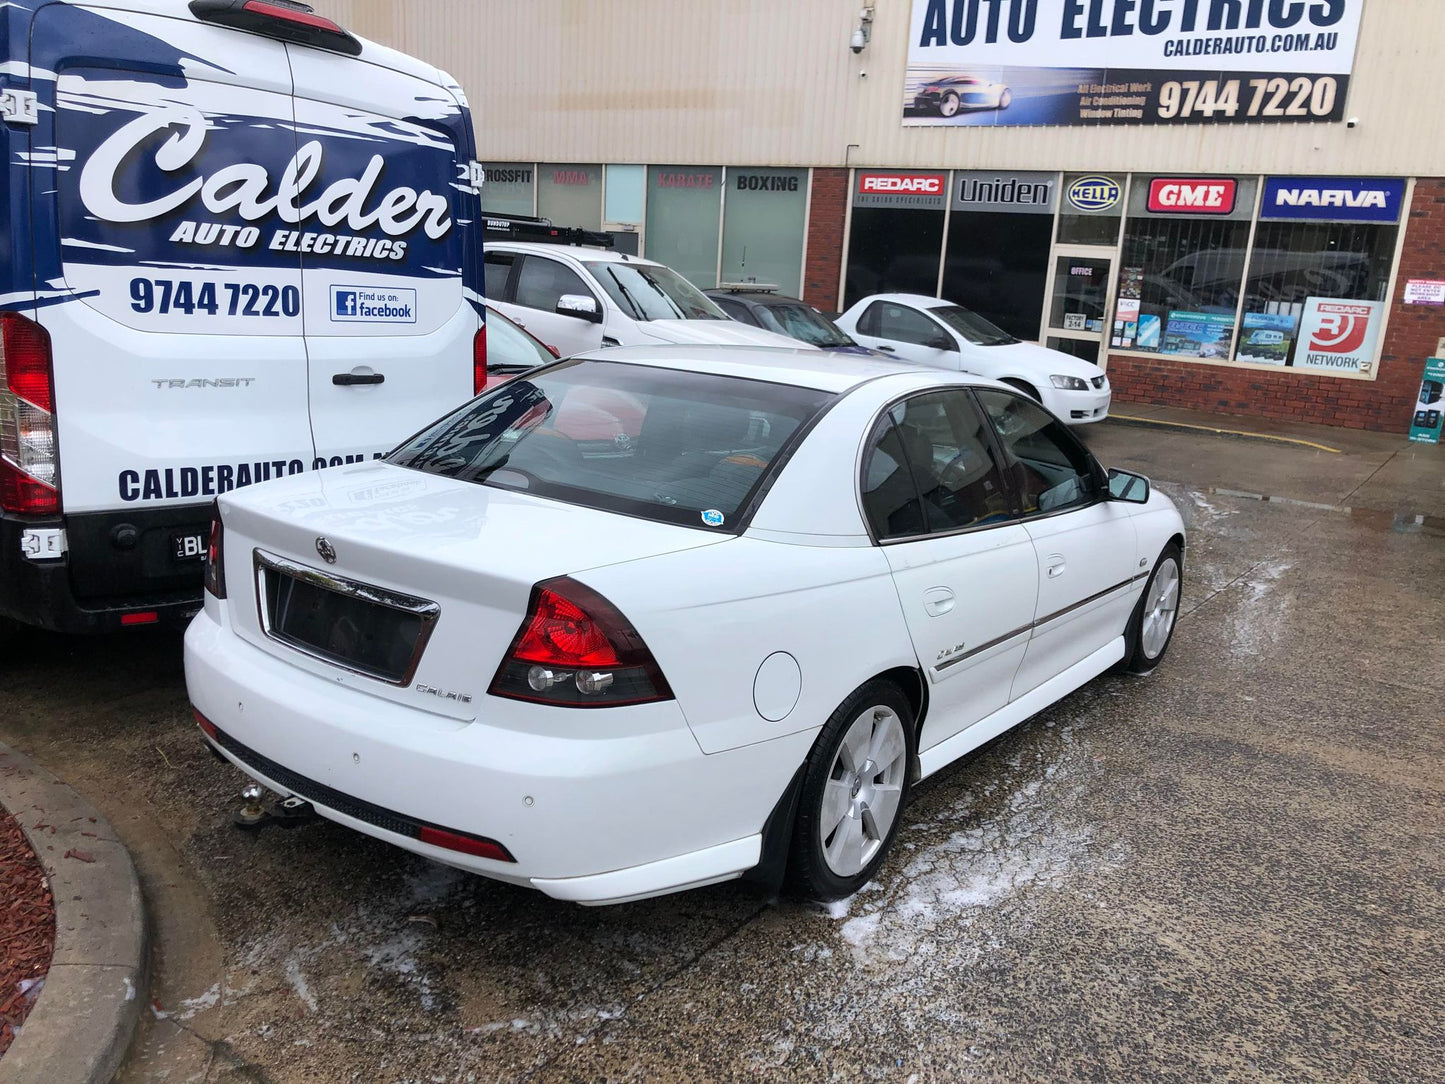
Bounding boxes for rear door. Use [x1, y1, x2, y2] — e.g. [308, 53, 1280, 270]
[285, 47, 476, 467]
[35, 3, 309, 584]
[865, 391, 1037, 753]
[850, 300, 960, 370]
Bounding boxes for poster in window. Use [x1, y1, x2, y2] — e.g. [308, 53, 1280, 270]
[1236, 312, 1297, 366]
[1136, 314, 1161, 350]
[1163, 311, 1234, 359]
[1295, 298, 1384, 373]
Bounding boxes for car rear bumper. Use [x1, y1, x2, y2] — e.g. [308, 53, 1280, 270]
[184, 605, 812, 903]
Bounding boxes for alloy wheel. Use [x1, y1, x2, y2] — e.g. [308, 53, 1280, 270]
[818, 705, 908, 877]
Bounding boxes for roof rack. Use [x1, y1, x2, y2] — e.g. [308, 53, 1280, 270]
[717, 281, 780, 293]
[481, 213, 614, 249]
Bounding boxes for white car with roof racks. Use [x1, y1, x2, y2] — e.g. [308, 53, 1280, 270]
[185, 346, 1183, 905]
[484, 243, 809, 357]
[836, 293, 1113, 425]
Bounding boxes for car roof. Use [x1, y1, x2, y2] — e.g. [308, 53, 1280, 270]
[568, 345, 999, 394]
[486, 241, 659, 265]
[857, 292, 957, 310]
[706, 290, 810, 306]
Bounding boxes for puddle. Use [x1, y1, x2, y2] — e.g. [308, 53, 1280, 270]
[1210, 487, 1444, 535]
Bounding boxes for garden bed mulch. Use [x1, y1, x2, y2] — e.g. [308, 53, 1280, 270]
[0, 801, 53, 1058]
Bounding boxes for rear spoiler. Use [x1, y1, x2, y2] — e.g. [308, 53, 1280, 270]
[190, 0, 362, 56]
[482, 214, 614, 249]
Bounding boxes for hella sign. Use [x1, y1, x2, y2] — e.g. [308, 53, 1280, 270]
[858, 173, 945, 195]
[1147, 179, 1237, 215]
[1066, 175, 1121, 213]
[1262, 177, 1404, 223]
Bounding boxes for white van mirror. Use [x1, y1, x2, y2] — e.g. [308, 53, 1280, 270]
[557, 295, 602, 323]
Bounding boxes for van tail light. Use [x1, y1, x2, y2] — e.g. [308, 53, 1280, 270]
[473, 325, 488, 394]
[204, 502, 227, 599]
[189, 0, 362, 55]
[0, 312, 60, 516]
[489, 577, 672, 707]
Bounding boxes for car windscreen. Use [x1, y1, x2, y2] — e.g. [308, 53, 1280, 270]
[584, 262, 727, 321]
[755, 302, 856, 348]
[930, 305, 1019, 347]
[388, 361, 833, 531]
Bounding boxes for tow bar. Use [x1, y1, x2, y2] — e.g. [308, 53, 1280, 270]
[232, 783, 319, 832]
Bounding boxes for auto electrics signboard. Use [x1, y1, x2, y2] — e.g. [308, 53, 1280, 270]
[1260, 177, 1406, 222]
[903, 0, 1365, 127]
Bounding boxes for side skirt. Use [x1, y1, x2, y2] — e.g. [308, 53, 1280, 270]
[917, 636, 1126, 780]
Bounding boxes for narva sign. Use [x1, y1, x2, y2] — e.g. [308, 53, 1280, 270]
[1147, 178, 1237, 215]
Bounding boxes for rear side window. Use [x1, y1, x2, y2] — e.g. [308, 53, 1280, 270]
[514, 256, 593, 312]
[484, 253, 516, 300]
[389, 361, 833, 530]
[974, 389, 1099, 515]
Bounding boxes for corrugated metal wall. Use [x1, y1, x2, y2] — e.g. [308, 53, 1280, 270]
[313, 0, 1443, 175]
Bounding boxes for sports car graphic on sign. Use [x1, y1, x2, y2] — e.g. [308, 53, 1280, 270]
[912, 74, 1013, 116]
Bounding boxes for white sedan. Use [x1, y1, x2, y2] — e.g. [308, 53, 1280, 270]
[836, 293, 1113, 425]
[185, 348, 1184, 905]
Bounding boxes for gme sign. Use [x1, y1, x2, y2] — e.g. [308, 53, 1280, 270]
[1148, 178, 1237, 215]
[858, 173, 945, 195]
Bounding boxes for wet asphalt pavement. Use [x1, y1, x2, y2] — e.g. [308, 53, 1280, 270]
[1, 419, 1442, 1083]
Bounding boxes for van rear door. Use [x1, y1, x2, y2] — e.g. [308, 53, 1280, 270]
[285, 48, 477, 468]
[36, 3, 310, 597]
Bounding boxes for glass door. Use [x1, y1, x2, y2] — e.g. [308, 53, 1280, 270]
[1040, 246, 1117, 365]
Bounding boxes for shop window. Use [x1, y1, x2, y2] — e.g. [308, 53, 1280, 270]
[846, 208, 944, 310]
[941, 211, 1052, 340]
[1113, 216, 1251, 358]
[480, 162, 535, 216]
[538, 163, 602, 231]
[604, 165, 645, 225]
[721, 168, 808, 296]
[1235, 221, 1397, 367]
[645, 166, 723, 288]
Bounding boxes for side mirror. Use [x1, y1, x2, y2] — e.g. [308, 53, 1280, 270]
[1107, 468, 1150, 504]
[927, 335, 956, 351]
[556, 294, 602, 323]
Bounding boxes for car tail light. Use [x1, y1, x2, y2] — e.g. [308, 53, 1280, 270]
[489, 577, 673, 707]
[0, 312, 60, 516]
[473, 325, 487, 394]
[204, 502, 227, 599]
[417, 826, 514, 862]
[193, 708, 218, 741]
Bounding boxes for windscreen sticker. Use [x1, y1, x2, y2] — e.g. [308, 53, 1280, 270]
[701, 509, 725, 527]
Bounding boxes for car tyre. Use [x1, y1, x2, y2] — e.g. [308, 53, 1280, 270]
[790, 679, 915, 901]
[1002, 378, 1041, 402]
[939, 91, 960, 117]
[0, 615, 21, 653]
[999, 88, 1013, 109]
[1122, 544, 1182, 675]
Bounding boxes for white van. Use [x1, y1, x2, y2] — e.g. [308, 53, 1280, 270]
[483, 242, 811, 356]
[0, 0, 484, 637]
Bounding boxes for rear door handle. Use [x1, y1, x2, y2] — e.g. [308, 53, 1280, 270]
[923, 586, 955, 616]
[1046, 556, 1066, 579]
[332, 372, 385, 386]
[875, 345, 896, 353]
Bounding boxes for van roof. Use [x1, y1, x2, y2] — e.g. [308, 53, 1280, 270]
[76, 0, 450, 87]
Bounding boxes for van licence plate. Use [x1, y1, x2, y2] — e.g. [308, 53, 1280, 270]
[172, 532, 206, 561]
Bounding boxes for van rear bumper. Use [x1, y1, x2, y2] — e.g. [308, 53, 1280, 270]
[0, 510, 205, 634]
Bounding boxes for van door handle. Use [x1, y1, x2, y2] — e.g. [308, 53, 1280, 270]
[923, 587, 955, 616]
[332, 372, 385, 386]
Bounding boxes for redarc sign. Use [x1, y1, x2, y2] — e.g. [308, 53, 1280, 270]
[854, 172, 949, 210]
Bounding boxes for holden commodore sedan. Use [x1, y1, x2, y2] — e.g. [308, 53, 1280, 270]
[185, 348, 1184, 905]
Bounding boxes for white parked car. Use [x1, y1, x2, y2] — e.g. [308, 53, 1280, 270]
[484, 242, 808, 356]
[836, 293, 1112, 425]
[185, 348, 1184, 905]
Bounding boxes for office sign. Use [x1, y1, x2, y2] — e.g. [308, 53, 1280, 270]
[952, 170, 1057, 215]
[903, 0, 1364, 128]
[1295, 297, 1384, 373]
[1261, 177, 1406, 222]
[854, 171, 948, 209]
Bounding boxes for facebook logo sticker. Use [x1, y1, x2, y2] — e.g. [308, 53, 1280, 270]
[329, 285, 417, 324]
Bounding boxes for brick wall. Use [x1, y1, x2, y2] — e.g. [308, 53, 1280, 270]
[803, 168, 848, 313]
[1108, 178, 1445, 432]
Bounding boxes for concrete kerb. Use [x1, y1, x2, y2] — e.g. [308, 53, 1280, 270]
[0, 741, 148, 1084]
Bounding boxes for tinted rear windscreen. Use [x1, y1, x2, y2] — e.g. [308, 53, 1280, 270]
[388, 361, 833, 530]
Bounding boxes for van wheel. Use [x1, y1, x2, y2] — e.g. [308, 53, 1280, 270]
[790, 680, 915, 901]
[1122, 544, 1182, 675]
[1002, 378, 1041, 402]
